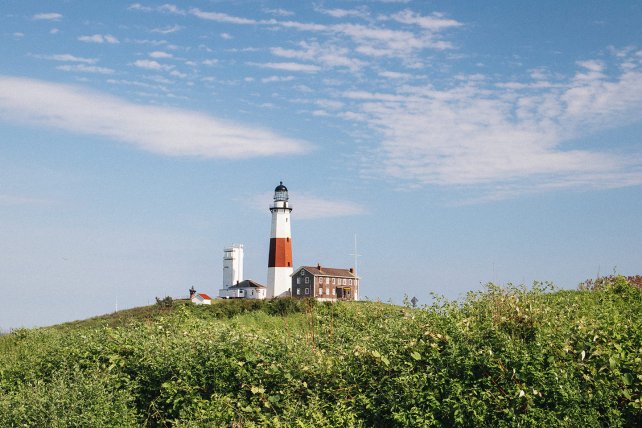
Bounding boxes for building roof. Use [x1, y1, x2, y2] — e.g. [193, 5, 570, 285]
[228, 279, 266, 289]
[197, 293, 212, 300]
[296, 265, 358, 278]
[275, 181, 288, 192]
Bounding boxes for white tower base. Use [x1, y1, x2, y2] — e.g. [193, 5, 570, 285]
[267, 267, 292, 298]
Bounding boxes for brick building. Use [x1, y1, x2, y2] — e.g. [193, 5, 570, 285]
[291, 264, 359, 301]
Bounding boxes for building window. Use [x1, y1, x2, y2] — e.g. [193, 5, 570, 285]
[297, 277, 301, 284]
[343, 279, 347, 285]
[349, 279, 352, 285]
[305, 277, 309, 284]
[319, 277, 324, 284]
[332, 288, 335, 295]
[332, 278, 336, 284]
[300, 270, 305, 276]
[305, 288, 309, 294]
[296, 288, 301, 295]
[318, 287, 322, 295]
[325, 287, 329, 295]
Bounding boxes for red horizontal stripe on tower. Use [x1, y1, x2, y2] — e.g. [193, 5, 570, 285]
[268, 237, 292, 268]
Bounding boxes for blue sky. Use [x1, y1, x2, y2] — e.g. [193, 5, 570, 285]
[1, 1, 641, 329]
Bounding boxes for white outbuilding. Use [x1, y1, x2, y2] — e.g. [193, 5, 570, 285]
[191, 293, 212, 305]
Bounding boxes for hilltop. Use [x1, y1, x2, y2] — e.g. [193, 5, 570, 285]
[1, 281, 641, 427]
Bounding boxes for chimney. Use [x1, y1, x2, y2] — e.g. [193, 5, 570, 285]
[317, 263, 321, 270]
[349, 267, 354, 273]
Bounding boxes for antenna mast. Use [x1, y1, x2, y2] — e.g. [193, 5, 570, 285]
[350, 233, 362, 276]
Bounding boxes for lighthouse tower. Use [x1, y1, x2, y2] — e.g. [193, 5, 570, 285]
[267, 181, 293, 298]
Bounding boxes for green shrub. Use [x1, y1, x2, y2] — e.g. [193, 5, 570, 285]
[1, 285, 641, 426]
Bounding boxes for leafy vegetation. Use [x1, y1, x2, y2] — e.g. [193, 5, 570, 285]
[1, 284, 641, 427]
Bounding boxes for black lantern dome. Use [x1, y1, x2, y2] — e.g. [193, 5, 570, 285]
[274, 181, 289, 202]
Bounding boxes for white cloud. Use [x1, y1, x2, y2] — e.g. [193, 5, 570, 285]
[149, 51, 173, 59]
[316, 99, 344, 110]
[378, 70, 412, 79]
[32, 13, 62, 21]
[189, 8, 257, 25]
[220, 33, 233, 40]
[35, 54, 97, 64]
[128, 3, 185, 14]
[56, 64, 114, 74]
[133, 59, 173, 71]
[389, 10, 462, 31]
[187, 7, 460, 61]
[261, 75, 295, 83]
[251, 62, 320, 72]
[264, 8, 295, 17]
[0, 77, 310, 159]
[343, 56, 642, 196]
[293, 195, 368, 219]
[271, 42, 366, 71]
[151, 25, 183, 34]
[249, 193, 366, 219]
[316, 7, 369, 19]
[78, 34, 119, 44]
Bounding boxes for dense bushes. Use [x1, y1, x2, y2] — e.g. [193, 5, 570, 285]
[1, 286, 641, 426]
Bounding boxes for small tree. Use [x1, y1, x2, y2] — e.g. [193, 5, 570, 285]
[155, 296, 174, 308]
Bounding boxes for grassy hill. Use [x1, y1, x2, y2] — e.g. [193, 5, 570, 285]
[1, 280, 641, 427]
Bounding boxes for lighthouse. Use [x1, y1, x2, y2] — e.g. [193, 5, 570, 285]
[267, 181, 293, 298]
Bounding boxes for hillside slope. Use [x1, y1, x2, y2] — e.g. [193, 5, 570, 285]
[1, 284, 641, 427]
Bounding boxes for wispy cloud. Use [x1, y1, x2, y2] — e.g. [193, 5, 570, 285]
[293, 195, 368, 219]
[389, 10, 462, 31]
[249, 193, 366, 219]
[32, 13, 62, 21]
[151, 25, 183, 34]
[271, 42, 366, 72]
[189, 8, 257, 25]
[56, 64, 114, 74]
[264, 8, 295, 17]
[261, 75, 295, 83]
[250, 62, 320, 73]
[33, 54, 97, 64]
[345, 54, 642, 197]
[315, 6, 370, 19]
[149, 51, 173, 59]
[133, 59, 173, 71]
[78, 34, 119, 44]
[0, 77, 311, 159]
[186, 6, 462, 61]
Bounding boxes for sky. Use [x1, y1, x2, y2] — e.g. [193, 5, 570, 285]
[1, 0, 642, 330]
